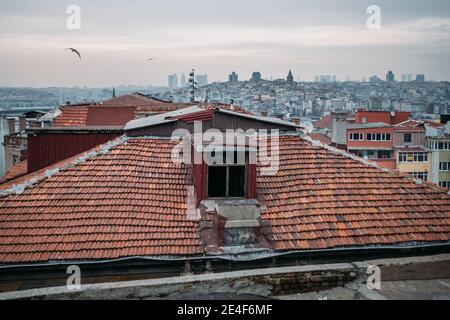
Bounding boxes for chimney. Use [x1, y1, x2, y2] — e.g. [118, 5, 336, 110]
[19, 116, 26, 132]
[7, 118, 15, 135]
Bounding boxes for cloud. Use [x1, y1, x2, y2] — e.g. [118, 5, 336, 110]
[0, 1, 449, 85]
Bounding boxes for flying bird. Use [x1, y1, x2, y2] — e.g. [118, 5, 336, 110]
[146, 57, 155, 61]
[65, 48, 81, 59]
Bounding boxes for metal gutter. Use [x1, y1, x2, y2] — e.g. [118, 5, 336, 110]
[1, 241, 449, 271]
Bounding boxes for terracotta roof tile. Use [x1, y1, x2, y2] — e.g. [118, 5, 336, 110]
[313, 115, 332, 129]
[52, 106, 89, 127]
[0, 138, 203, 263]
[257, 136, 450, 251]
[0, 135, 449, 264]
[53, 94, 193, 127]
[308, 133, 331, 145]
[0, 160, 28, 183]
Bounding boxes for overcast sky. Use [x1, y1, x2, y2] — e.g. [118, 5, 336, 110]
[0, 0, 449, 87]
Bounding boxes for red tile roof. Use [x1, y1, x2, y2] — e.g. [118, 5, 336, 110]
[395, 119, 423, 127]
[308, 133, 331, 145]
[52, 106, 89, 127]
[394, 119, 426, 132]
[0, 160, 28, 184]
[0, 135, 449, 264]
[258, 136, 450, 251]
[313, 115, 332, 129]
[53, 94, 192, 127]
[101, 93, 192, 113]
[0, 138, 202, 263]
[84, 106, 136, 126]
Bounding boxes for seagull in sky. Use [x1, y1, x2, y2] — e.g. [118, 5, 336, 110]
[146, 57, 155, 61]
[65, 48, 81, 59]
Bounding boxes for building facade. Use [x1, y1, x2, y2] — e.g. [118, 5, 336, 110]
[427, 136, 450, 188]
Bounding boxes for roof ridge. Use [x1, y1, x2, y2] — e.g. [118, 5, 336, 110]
[395, 119, 424, 127]
[0, 135, 127, 198]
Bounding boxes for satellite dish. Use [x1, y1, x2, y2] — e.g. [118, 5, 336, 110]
[391, 111, 396, 117]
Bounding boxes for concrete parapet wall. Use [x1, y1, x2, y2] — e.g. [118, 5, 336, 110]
[0, 254, 449, 300]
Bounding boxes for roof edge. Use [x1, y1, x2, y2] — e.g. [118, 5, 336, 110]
[1, 241, 449, 270]
[0, 135, 127, 198]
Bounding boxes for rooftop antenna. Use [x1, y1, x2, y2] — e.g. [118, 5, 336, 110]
[188, 69, 197, 103]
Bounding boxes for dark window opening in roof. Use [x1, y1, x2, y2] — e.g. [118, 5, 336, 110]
[208, 166, 227, 197]
[206, 150, 247, 199]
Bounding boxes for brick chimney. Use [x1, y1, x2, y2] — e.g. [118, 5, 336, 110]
[7, 118, 15, 135]
[19, 116, 26, 132]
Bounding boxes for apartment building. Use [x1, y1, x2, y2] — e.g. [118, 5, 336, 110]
[346, 123, 396, 169]
[394, 120, 429, 181]
[427, 136, 450, 188]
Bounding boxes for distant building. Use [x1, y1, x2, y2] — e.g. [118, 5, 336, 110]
[416, 74, 425, 82]
[168, 74, 178, 90]
[428, 135, 450, 188]
[394, 120, 429, 181]
[369, 75, 381, 83]
[286, 70, 294, 85]
[228, 71, 238, 83]
[180, 73, 187, 87]
[386, 71, 395, 82]
[317, 75, 336, 83]
[401, 74, 413, 82]
[195, 74, 208, 87]
[369, 97, 383, 110]
[251, 72, 262, 81]
[0, 115, 8, 175]
[330, 99, 343, 111]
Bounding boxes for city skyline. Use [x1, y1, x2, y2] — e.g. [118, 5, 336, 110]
[0, 0, 449, 87]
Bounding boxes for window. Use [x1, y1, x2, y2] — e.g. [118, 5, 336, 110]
[367, 133, 391, 141]
[404, 133, 412, 143]
[437, 142, 450, 150]
[429, 141, 450, 150]
[377, 150, 392, 159]
[207, 151, 247, 198]
[399, 152, 428, 163]
[409, 172, 428, 181]
[349, 133, 363, 141]
[361, 117, 367, 124]
[208, 166, 227, 197]
[439, 162, 450, 171]
[439, 181, 450, 188]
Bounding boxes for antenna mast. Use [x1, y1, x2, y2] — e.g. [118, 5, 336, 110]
[189, 69, 196, 103]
